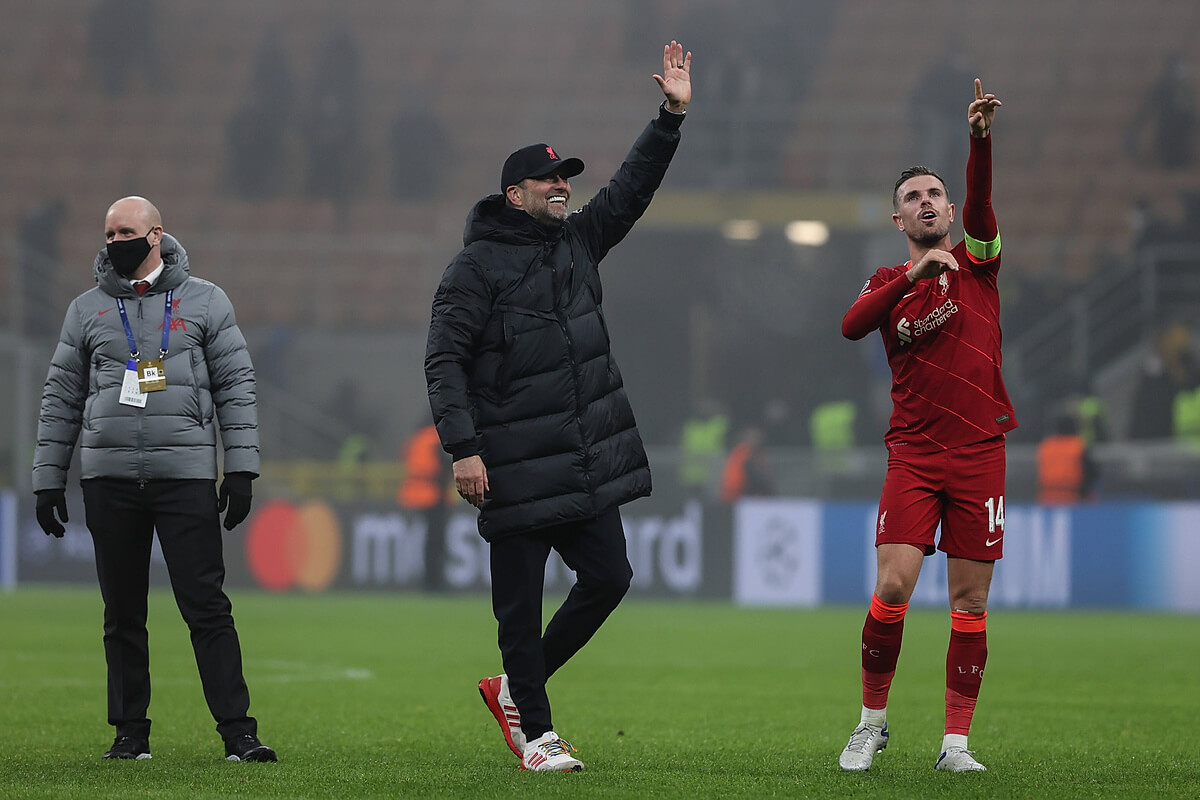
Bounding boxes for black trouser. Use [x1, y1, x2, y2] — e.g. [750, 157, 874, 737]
[81, 478, 256, 741]
[489, 507, 633, 740]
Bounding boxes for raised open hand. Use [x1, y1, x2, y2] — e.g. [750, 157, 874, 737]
[653, 40, 692, 113]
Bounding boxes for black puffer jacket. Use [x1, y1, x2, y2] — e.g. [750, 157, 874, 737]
[426, 105, 683, 540]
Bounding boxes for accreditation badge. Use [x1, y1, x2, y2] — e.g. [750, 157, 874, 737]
[119, 360, 149, 407]
[137, 359, 167, 392]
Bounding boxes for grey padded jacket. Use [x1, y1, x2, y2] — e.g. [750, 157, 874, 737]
[32, 234, 259, 491]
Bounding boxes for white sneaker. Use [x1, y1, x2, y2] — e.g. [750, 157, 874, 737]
[935, 746, 986, 772]
[478, 675, 525, 757]
[522, 731, 584, 772]
[839, 722, 889, 771]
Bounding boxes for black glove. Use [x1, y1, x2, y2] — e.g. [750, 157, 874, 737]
[35, 489, 68, 538]
[217, 472, 254, 531]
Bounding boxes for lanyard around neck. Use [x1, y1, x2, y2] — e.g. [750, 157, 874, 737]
[115, 289, 173, 360]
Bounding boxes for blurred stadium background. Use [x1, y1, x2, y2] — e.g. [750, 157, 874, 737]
[1, 0, 1199, 608]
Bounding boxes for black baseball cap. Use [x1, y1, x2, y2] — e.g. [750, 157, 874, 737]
[500, 143, 585, 193]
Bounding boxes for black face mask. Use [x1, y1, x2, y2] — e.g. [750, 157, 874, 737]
[107, 232, 153, 277]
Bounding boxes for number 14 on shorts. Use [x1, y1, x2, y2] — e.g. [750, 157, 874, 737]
[984, 496, 1005, 535]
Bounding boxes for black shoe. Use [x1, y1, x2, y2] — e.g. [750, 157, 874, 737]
[224, 733, 277, 762]
[103, 736, 151, 760]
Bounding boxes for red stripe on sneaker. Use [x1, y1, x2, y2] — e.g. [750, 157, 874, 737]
[479, 677, 523, 758]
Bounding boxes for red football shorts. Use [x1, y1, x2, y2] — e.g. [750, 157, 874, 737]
[875, 436, 1006, 561]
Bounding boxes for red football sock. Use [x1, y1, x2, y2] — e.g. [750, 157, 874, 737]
[945, 610, 988, 735]
[861, 594, 908, 710]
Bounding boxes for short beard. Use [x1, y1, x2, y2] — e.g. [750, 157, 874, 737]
[529, 206, 566, 227]
[909, 223, 949, 247]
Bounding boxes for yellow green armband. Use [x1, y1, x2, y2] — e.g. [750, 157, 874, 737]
[965, 230, 1001, 261]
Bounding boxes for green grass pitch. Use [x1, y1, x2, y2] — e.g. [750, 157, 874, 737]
[1, 587, 1198, 799]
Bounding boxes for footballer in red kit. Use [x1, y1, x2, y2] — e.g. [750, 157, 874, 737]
[837, 79, 1013, 774]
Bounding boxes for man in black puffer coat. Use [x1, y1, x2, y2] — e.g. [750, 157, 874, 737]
[425, 42, 692, 771]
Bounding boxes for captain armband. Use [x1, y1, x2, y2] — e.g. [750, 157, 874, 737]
[965, 230, 1001, 262]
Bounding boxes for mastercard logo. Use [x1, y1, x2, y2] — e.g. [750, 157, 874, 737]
[245, 500, 342, 592]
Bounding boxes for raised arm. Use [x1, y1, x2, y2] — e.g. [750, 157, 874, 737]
[572, 41, 692, 260]
[963, 79, 1000, 261]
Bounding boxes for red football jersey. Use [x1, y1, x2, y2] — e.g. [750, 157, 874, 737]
[854, 248, 1017, 453]
[844, 134, 1017, 452]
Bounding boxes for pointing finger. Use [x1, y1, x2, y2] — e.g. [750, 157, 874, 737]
[975, 78, 983, 101]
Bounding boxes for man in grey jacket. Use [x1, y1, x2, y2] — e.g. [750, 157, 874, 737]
[33, 196, 276, 763]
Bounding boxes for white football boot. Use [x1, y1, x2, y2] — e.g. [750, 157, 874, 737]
[935, 746, 987, 772]
[522, 731, 584, 772]
[838, 722, 889, 771]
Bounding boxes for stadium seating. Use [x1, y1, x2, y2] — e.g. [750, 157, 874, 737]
[1, 0, 1199, 333]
